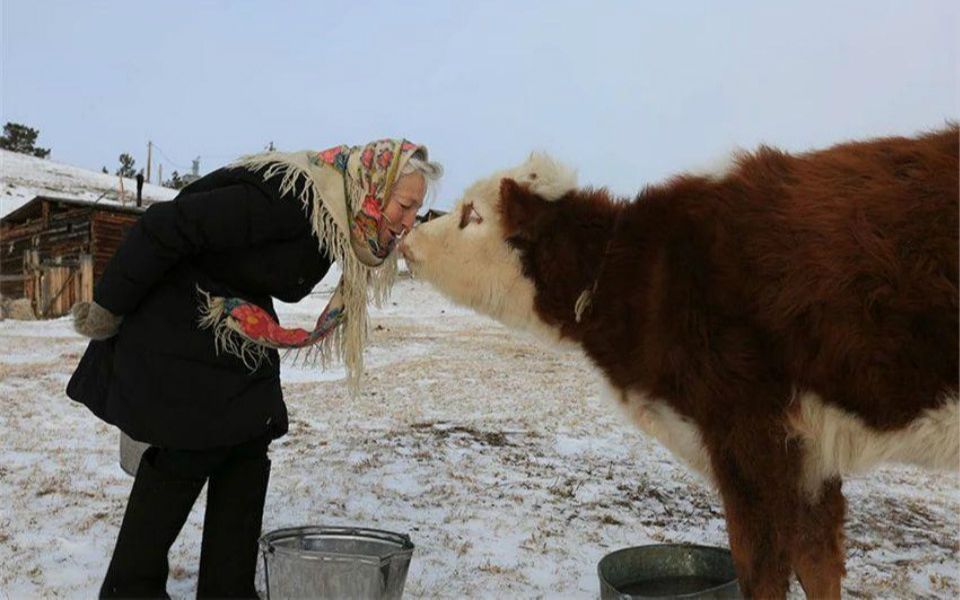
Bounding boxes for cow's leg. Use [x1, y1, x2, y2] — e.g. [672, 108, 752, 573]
[706, 418, 801, 599]
[792, 478, 846, 600]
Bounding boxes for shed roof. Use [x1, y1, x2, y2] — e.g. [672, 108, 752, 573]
[1, 194, 148, 226]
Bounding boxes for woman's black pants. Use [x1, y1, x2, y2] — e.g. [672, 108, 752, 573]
[99, 435, 272, 599]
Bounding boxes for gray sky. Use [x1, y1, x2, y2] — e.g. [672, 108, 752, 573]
[2, 0, 957, 208]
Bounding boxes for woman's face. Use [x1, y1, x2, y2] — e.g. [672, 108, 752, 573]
[380, 172, 426, 248]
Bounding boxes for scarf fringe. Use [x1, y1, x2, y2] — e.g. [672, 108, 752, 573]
[199, 152, 401, 394]
[196, 286, 270, 370]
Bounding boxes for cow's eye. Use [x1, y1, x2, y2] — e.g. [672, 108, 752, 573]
[468, 206, 483, 225]
[459, 202, 484, 229]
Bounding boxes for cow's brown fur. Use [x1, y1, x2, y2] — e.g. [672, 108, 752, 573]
[498, 125, 959, 598]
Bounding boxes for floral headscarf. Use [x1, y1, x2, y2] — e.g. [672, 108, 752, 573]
[198, 139, 429, 391]
[321, 139, 421, 265]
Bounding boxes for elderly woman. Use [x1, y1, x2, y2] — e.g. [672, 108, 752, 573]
[67, 139, 442, 598]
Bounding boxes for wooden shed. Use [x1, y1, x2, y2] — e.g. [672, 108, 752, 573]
[1, 195, 148, 318]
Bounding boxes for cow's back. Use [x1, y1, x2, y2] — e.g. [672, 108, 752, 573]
[727, 125, 959, 430]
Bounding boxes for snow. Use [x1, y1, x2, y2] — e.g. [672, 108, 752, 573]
[1, 276, 958, 598]
[1, 149, 178, 217]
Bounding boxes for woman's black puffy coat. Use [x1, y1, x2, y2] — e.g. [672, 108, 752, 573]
[67, 167, 332, 449]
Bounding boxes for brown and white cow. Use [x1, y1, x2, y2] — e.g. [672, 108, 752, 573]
[400, 126, 960, 599]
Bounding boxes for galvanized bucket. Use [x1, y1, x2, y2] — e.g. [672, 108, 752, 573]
[598, 544, 741, 599]
[260, 526, 415, 600]
[119, 431, 150, 476]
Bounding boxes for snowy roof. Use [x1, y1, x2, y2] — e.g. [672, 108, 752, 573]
[1, 194, 150, 225]
[0, 148, 178, 218]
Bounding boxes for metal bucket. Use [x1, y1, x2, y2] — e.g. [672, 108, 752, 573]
[260, 526, 415, 600]
[598, 544, 741, 599]
[119, 431, 150, 476]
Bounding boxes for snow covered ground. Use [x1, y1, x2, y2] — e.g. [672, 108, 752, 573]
[1, 275, 957, 598]
[1, 149, 178, 218]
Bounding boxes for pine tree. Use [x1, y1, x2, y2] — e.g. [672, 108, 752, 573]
[0, 122, 51, 158]
[164, 170, 186, 190]
[116, 153, 136, 178]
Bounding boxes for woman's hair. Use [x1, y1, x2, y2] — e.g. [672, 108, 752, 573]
[402, 148, 444, 206]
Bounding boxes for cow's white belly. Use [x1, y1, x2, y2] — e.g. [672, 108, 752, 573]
[789, 391, 960, 497]
[610, 384, 959, 500]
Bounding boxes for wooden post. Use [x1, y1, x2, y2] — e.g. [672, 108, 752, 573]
[24, 250, 39, 316]
[80, 254, 94, 303]
[73, 263, 81, 309]
[44, 265, 54, 317]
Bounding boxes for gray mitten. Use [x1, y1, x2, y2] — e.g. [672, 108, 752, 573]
[72, 301, 123, 340]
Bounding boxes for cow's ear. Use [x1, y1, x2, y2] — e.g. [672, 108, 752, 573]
[499, 178, 547, 238]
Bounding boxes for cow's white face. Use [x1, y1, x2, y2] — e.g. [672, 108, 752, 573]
[400, 153, 577, 340]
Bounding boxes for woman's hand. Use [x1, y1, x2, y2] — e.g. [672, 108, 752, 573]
[72, 301, 123, 340]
